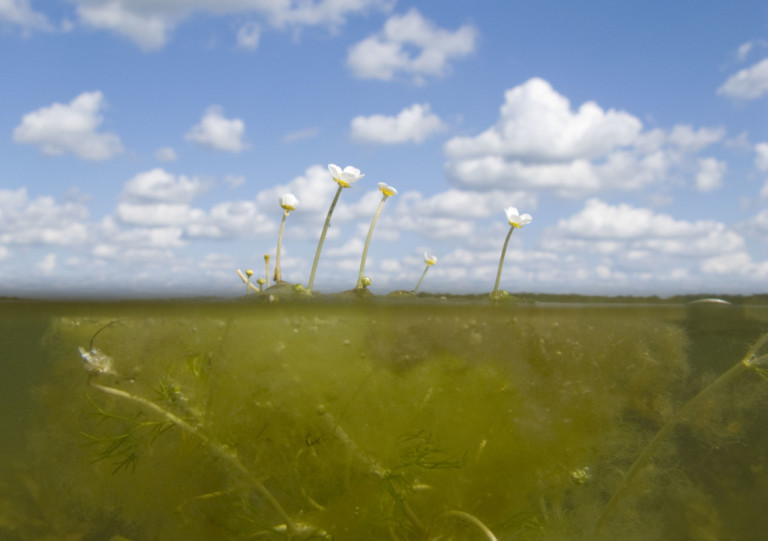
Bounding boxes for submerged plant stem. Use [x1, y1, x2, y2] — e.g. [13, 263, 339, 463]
[308, 185, 343, 293]
[596, 332, 768, 531]
[357, 195, 387, 289]
[88, 380, 298, 536]
[428, 510, 498, 540]
[491, 226, 515, 295]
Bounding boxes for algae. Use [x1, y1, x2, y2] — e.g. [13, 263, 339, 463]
[1, 299, 768, 540]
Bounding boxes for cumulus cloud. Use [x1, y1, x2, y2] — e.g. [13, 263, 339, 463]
[0, 188, 90, 246]
[0, 0, 52, 31]
[351, 103, 445, 144]
[667, 125, 724, 153]
[185, 107, 247, 153]
[70, 0, 391, 50]
[13, 91, 124, 161]
[444, 78, 726, 196]
[445, 78, 642, 162]
[695, 157, 726, 192]
[347, 8, 476, 83]
[717, 58, 768, 99]
[545, 199, 744, 257]
[121, 168, 209, 204]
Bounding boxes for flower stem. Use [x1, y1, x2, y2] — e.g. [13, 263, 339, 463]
[413, 264, 430, 293]
[357, 195, 386, 289]
[491, 226, 515, 295]
[596, 331, 768, 532]
[274, 210, 288, 283]
[308, 185, 343, 293]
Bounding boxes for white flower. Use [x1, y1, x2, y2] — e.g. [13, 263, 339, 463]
[328, 163, 364, 188]
[424, 252, 437, 266]
[279, 193, 299, 211]
[504, 207, 532, 228]
[378, 182, 398, 197]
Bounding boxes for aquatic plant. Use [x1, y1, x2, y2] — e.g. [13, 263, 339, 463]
[413, 252, 437, 293]
[356, 182, 397, 289]
[78, 345, 314, 538]
[274, 193, 299, 283]
[596, 330, 768, 531]
[491, 206, 532, 299]
[307, 164, 365, 293]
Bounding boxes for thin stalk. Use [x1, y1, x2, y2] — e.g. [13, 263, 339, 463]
[264, 255, 270, 286]
[88, 379, 298, 536]
[308, 185, 343, 293]
[413, 265, 430, 293]
[274, 210, 288, 283]
[428, 510, 498, 541]
[596, 332, 768, 532]
[491, 226, 515, 295]
[357, 195, 386, 289]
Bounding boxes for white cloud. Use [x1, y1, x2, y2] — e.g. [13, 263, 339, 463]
[717, 58, 768, 99]
[116, 203, 206, 227]
[755, 142, 768, 171]
[121, 169, 209, 204]
[71, 0, 391, 50]
[695, 157, 726, 192]
[347, 8, 476, 83]
[185, 106, 247, 153]
[546, 199, 744, 256]
[0, 188, 91, 246]
[350, 103, 445, 144]
[667, 125, 724, 153]
[237, 21, 260, 49]
[155, 147, 177, 162]
[445, 78, 642, 162]
[444, 78, 726, 197]
[0, 0, 52, 31]
[13, 91, 124, 161]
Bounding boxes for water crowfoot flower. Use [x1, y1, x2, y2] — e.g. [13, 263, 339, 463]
[245, 269, 254, 294]
[236, 269, 259, 294]
[307, 164, 364, 293]
[356, 182, 397, 289]
[273, 193, 299, 283]
[413, 252, 437, 294]
[491, 207, 532, 299]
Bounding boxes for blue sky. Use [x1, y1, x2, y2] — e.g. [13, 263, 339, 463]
[1, 0, 767, 297]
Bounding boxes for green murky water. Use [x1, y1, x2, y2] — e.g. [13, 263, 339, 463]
[2, 297, 768, 540]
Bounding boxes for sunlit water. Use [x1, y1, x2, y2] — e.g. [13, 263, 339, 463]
[2, 297, 767, 540]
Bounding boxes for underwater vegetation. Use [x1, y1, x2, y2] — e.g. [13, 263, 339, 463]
[2, 299, 767, 540]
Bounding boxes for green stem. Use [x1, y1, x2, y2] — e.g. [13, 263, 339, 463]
[88, 380, 298, 535]
[308, 185, 343, 293]
[274, 210, 288, 283]
[413, 264, 430, 293]
[491, 226, 515, 295]
[428, 510, 498, 540]
[596, 332, 768, 532]
[357, 195, 387, 289]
